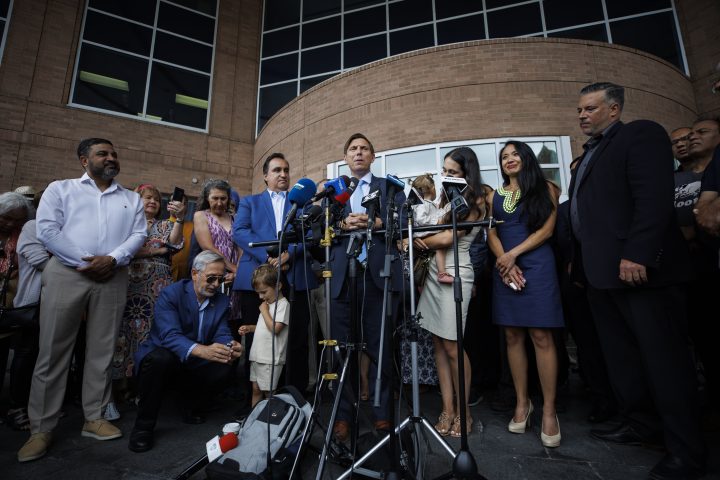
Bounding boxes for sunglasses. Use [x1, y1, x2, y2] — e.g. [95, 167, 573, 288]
[204, 274, 227, 285]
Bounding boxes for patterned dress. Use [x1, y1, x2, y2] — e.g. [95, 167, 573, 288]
[205, 210, 239, 265]
[113, 219, 182, 378]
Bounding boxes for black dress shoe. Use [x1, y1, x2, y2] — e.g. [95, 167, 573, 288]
[590, 423, 646, 445]
[587, 405, 617, 424]
[182, 410, 206, 425]
[128, 429, 154, 453]
[648, 454, 705, 480]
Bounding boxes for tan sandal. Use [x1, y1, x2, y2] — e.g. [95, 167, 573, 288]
[449, 415, 473, 437]
[435, 411, 452, 436]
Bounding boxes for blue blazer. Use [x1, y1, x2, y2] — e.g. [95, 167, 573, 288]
[232, 190, 317, 292]
[134, 279, 233, 372]
[329, 174, 407, 299]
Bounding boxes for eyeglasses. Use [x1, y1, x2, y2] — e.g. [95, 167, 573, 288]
[204, 274, 226, 285]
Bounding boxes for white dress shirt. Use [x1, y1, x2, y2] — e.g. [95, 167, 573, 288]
[268, 189, 287, 234]
[36, 173, 146, 267]
[349, 172, 373, 214]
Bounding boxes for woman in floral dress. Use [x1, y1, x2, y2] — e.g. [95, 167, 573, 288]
[112, 185, 186, 399]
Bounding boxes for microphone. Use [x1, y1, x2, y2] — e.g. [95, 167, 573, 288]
[280, 178, 317, 233]
[406, 186, 424, 207]
[175, 432, 238, 479]
[361, 187, 381, 246]
[311, 175, 351, 203]
[441, 176, 469, 217]
[386, 174, 405, 200]
[335, 176, 359, 205]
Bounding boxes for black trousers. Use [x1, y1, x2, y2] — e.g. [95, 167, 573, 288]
[134, 347, 232, 431]
[586, 284, 706, 465]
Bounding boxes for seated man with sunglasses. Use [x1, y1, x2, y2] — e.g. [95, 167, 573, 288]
[128, 250, 243, 453]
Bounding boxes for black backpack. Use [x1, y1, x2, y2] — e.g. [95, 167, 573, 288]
[206, 386, 312, 480]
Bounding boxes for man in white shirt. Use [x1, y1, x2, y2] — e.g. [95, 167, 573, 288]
[18, 138, 146, 463]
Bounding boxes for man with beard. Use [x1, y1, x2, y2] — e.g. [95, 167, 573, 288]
[18, 138, 146, 462]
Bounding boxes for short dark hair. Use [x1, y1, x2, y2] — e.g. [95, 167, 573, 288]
[77, 138, 113, 159]
[344, 133, 374, 155]
[262, 153, 286, 175]
[580, 82, 625, 111]
[252, 263, 279, 290]
[671, 126, 691, 135]
[692, 116, 720, 130]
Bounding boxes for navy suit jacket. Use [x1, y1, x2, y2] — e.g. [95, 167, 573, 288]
[231, 190, 317, 292]
[329, 174, 407, 298]
[134, 279, 233, 372]
[568, 120, 692, 289]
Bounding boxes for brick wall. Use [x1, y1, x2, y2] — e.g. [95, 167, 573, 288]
[0, 0, 261, 197]
[254, 38, 698, 192]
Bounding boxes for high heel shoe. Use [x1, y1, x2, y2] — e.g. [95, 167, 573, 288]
[449, 415, 473, 437]
[508, 401, 533, 433]
[435, 411, 452, 436]
[541, 415, 561, 448]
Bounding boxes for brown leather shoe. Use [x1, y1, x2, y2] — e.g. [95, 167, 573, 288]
[333, 420, 350, 442]
[374, 420, 392, 432]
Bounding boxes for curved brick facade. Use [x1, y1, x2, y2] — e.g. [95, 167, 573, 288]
[254, 38, 699, 192]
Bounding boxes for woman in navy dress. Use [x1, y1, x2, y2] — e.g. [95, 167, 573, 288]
[487, 140, 563, 448]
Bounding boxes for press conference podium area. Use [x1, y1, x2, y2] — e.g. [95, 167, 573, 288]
[1, 363, 718, 480]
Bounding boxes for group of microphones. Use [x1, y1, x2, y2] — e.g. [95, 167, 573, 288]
[274, 173, 469, 254]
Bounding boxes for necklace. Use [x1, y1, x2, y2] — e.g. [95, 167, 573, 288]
[498, 185, 521, 213]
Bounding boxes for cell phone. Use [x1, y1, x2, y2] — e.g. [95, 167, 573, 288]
[169, 187, 185, 222]
[171, 186, 184, 202]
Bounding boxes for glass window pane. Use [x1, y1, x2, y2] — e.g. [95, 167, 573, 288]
[486, 0, 529, 9]
[547, 24, 608, 42]
[154, 32, 212, 72]
[344, 6, 386, 39]
[610, 12, 682, 68]
[146, 63, 210, 129]
[605, 0, 671, 19]
[166, 0, 217, 16]
[84, 10, 153, 56]
[345, 0, 384, 11]
[389, 0, 433, 30]
[527, 142, 559, 164]
[264, 0, 300, 29]
[303, 0, 340, 21]
[440, 144, 498, 168]
[260, 53, 298, 85]
[543, 0, 604, 31]
[338, 163, 350, 177]
[481, 169, 500, 190]
[344, 34, 386, 68]
[258, 82, 297, 131]
[302, 16, 340, 48]
[0, 0, 9, 18]
[88, 0, 155, 25]
[437, 14, 485, 45]
[158, 2, 215, 44]
[263, 26, 299, 57]
[542, 167, 561, 187]
[386, 149, 436, 176]
[390, 25, 434, 56]
[300, 73, 334, 93]
[301, 44, 340, 77]
[435, 0, 481, 20]
[487, 3, 543, 38]
[73, 44, 148, 116]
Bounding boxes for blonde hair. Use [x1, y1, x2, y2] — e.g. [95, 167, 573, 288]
[252, 264, 279, 290]
[411, 174, 435, 197]
[135, 184, 162, 218]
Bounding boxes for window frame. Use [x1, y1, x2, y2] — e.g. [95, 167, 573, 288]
[68, 0, 218, 133]
[0, 0, 14, 66]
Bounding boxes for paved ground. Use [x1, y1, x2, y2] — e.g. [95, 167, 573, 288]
[1, 372, 718, 479]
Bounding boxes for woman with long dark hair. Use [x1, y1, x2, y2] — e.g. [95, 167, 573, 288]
[414, 147, 486, 437]
[487, 140, 563, 448]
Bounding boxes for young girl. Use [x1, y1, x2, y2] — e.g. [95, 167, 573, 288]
[411, 174, 452, 284]
[238, 264, 290, 407]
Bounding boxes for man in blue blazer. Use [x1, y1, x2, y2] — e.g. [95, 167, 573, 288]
[232, 153, 317, 395]
[128, 251, 243, 453]
[330, 133, 406, 442]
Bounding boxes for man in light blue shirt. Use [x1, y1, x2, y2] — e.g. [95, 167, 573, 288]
[19, 138, 146, 463]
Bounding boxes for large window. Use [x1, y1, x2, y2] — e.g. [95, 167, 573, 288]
[258, 0, 687, 134]
[0, 0, 13, 65]
[69, 0, 218, 132]
[327, 136, 573, 202]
